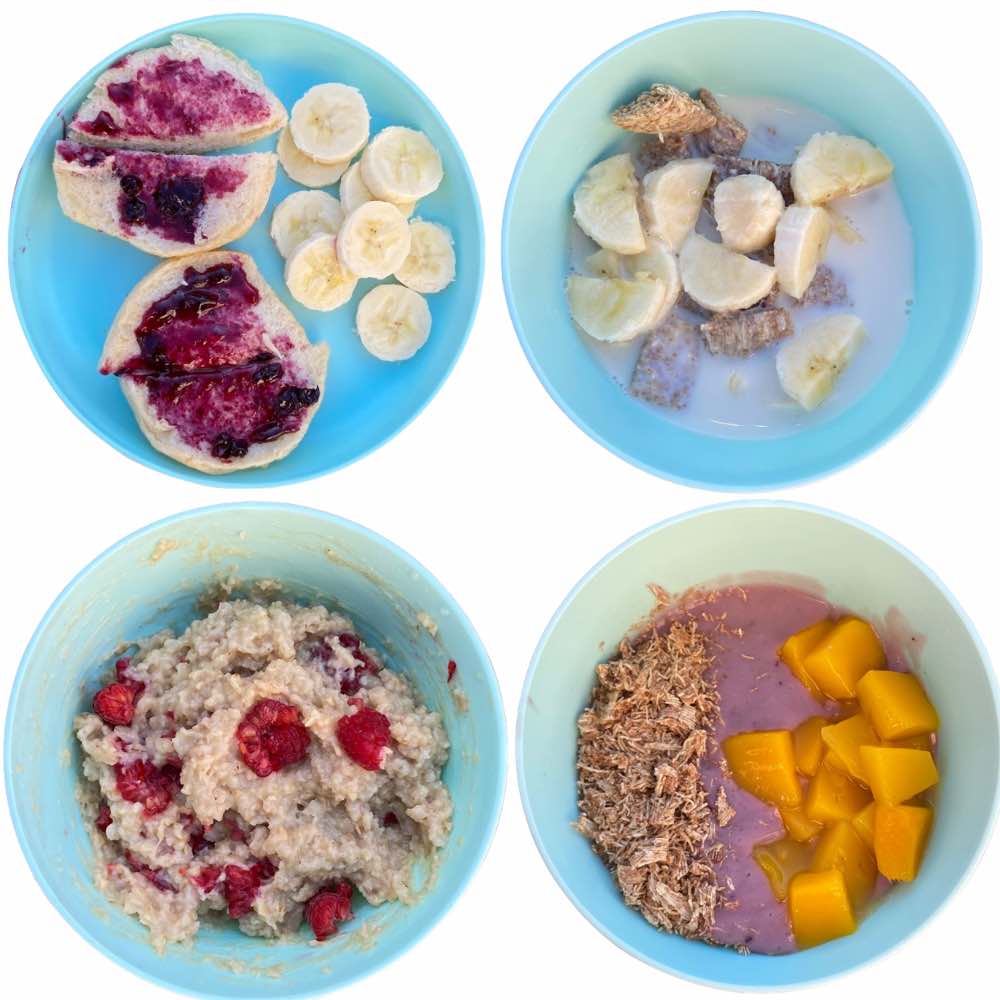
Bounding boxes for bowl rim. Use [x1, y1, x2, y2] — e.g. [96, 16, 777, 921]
[7, 11, 486, 490]
[5, 500, 508, 998]
[516, 498, 999, 989]
[501, 10, 982, 491]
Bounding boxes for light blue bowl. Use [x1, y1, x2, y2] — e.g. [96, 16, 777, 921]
[9, 14, 484, 487]
[502, 13, 980, 490]
[5, 503, 506, 997]
[518, 501, 999, 988]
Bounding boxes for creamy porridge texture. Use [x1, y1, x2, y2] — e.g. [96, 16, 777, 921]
[75, 599, 452, 950]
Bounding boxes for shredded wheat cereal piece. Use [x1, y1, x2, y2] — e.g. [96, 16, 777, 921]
[634, 134, 696, 174]
[800, 264, 850, 307]
[696, 90, 748, 156]
[613, 84, 717, 135]
[630, 315, 700, 410]
[700, 308, 793, 357]
[715, 786, 736, 828]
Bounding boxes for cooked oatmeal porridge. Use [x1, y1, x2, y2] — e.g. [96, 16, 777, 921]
[74, 599, 452, 950]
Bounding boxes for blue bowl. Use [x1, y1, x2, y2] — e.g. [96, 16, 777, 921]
[518, 501, 999, 988]
[5, 503, 506, 997]
[9, 14, 484, 487]
[502, 13, 980, 490]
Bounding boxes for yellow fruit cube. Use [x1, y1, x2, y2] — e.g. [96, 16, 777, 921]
[856, 670, 940, 740]
[820, 713, 878, 784]
[779, 620, 833, 699]
[874, 804, 933, 881]
[792, 716, 828, 777]
[851, 801, 877, 849]
[804, 760, 872, 824]
[753, 837, 815, 901]
[811, 820, 877, 908]
[780, 805, 824, 843]
[858, 746, 939, 805]
[803, 617, 886, 699]
[788, 869, 857, 949]
[722, 730, 802, 807]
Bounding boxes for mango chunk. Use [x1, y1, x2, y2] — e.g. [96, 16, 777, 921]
[851, 801, 877, 849]
[788, 869, 857, 948]
[874, 804, 933, 881]
[779, 620, 833, 699]
[754, 837, 815, 901]
[858, 746, 939, 805]
[820, 713, 878, 784]
[780, 805, 824, 843]
[811, 820, 877, 908]
[723, 730, 802, 807]
[804, 760, 872, 824]
[803, 617, 886, 699]
[856, 670, 939, 740]
[793, 716, 827, 777]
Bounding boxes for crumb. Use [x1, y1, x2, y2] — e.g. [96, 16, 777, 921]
[715, 786, 736, 828]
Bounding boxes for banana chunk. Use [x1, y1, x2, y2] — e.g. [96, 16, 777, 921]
[340, 161, 415, 217]
[679, 233, 776, 313]
[791, 132, 894, 205]
[628, 239, 681, 311]
[776, 314, 866, 410]
[290, 83, 370, 164]
[285, 233, 358, 311]
[573, 153, 646, 255]
[774, 205, 832, 299]
[277, 128, 350, 188]
[337, 201, 412, 279]
[585, 248, 626, 279]
[356, 284, 431, 361]
[641, 158, 714, 252]
[361, 126, 443, 203]
[714, 174, 784, 252]
[566, 274, 667, 343]
[270, 190, 345, 259]
[394, 220, 456, 294]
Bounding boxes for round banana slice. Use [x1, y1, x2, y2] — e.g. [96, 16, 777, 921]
[337, 201, 412, 279]
[791, 132, 894, 205]
[356, 284, 432, 361]
[285, 233, 359, 311]
[290, 83, 370, 164]
[641, 158, 714, 252]
[270, 190, 345, 259]
[394, 220, 456, 294]
[573, 153, 645, 255]
[277, 128, 351, 188]
[774, 205, 832, 299]
[679, 233, 776, 313]
[776, 314, 866, 410]
[585, 248, 625, 279]
[628, 238, 681, 309]
[340, 161, 415, 217]
[361, 127, 444, 203]
[566, 274, 667, 343]
[713, 174, 784, 252]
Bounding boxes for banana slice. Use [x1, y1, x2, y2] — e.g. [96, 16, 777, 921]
[585, 248, 625, 279]
[776, 314, 866, 410]
[340, 161, 415, 218]
[641, 158, 714, 252]
[679, 233, 775, 312]
[290, 83, 370, 164]
[277, 128, 350, 188]
[774, 205, 832, 299]
[361, 127, 444, 203]
[356, 284, 431, 361]
[337, 201, 412, 279]
[270, 190, 345, 259]
[713, 174, 784, 252]
[573, 153, 645, 255]
[285, 233, 358, 311]
[628, 238, 681, 310]
[566, 274, 667, 343]
[394, 220, 456, 294]
[791, 132, 894, 205]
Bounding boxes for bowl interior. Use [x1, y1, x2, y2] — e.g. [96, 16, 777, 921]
[9, 14, 484, 487]
[503, 13, 979, 489]
[6, 504, 505, 998]
[518, 503, 998, 989]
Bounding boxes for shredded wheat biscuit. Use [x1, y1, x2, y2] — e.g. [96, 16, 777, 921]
[613, 84, 717, 135]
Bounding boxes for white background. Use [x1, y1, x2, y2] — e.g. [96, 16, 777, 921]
[1, 0, 997, 996]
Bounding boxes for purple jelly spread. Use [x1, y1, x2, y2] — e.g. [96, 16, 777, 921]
[107, 260, 320, 460]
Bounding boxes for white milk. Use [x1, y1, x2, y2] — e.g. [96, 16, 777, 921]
[569, 94, 914, 439]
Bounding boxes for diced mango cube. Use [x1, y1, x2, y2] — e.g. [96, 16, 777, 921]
[722, 730, 802, 807]
[753, 837, 815, 901]
[858, 746, 939, 805]
[820, 713, 878, 784]
[803, 617, 886, 699]
[811, 820, 877, 908]
[780, 805, 824, 843]
[779, 620, 833, 699]
[788, 869, 857, 948]
[856, 670, 939, 740]
[804, 760, 872, 824]
[792, 716, 827, 777]
[851, 801, 877, 849]
[874, 804, 933, 881]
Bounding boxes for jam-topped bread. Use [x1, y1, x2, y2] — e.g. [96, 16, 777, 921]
[100, 251, 328, 474]
[54, 142, 276, 256]
[68, 34, 286, 152]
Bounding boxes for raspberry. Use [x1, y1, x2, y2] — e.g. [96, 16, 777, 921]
[93, 682, 139, 726]
[336, 706, 391, 771]
[236, 699, 311, 777]
[114, 759, 178, 816]
[335, 633, 381, 695]
[222, 859, 277, 918]
[382, 811, 399, 827]
[96, 802, 113, 833]
[447, 659, 457, 683]
[114, 657, 146, 698]
[191, 865, 221, 894]
[124, 851, 176, 893]
[304, 881, 354, 941]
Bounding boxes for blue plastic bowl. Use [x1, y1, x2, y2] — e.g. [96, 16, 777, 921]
[518, 501, 998, 988]
[5, 503, 506, 997]
[502, 13, 980, 490]
[9, 14, 484, 487]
